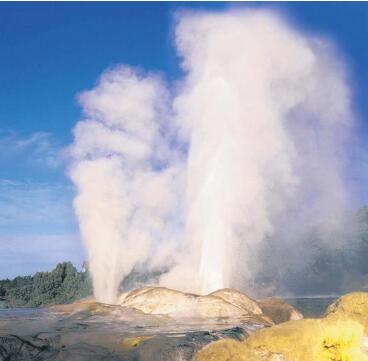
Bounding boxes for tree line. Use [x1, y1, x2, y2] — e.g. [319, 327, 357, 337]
[0, 262, 92, 307]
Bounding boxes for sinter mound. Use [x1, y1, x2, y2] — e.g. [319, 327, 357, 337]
[52, 286, 302, 326]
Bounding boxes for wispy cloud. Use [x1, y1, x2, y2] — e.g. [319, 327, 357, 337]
[0, 179, 74, 229]
[0, 129, 83, 278]
[0, 130, 61, 168]
[0, 179, 84, 278]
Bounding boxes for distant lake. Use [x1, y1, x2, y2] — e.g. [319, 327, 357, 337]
[284, 296, 337, 317]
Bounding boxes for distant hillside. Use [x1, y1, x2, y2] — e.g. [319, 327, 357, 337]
[0, 262, 92, 307]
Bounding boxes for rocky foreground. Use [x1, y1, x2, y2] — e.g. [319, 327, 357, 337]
[195, 292, 368, 361]
[1, 287, 367, 360]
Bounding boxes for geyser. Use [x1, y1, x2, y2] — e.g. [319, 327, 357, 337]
[167, 10, 352, 294]
[68, 9, 353, 303]
[68, 68, 182, 303]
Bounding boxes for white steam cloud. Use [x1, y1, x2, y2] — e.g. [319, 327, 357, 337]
[68, 68, 182, 303]
[68, 9, 354, 302]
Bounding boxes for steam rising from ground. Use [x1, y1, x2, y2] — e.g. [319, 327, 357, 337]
[68, 69, 183, 303]
[68, 9, 354, 303]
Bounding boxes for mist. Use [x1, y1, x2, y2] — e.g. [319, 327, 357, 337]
[68, 67, 183, 303]
[68, 9, 355, 303]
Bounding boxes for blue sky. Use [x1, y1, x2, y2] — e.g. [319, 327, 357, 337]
[0, 2, 367, 278]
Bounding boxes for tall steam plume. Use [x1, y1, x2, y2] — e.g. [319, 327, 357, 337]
[68, 68, 182, 303]
[69, 9, 353, 303]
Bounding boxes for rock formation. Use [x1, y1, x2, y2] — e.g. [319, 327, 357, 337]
[194, 292, 368, 361]
[209, 288, 263, 315]
[258, 298, 303, 324]
[118, 287, 271, 322]
[52, 286, 305, 327]
[325, 292, 368, 332]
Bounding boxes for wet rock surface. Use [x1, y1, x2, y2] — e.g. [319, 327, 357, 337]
[1, 287, 351, 361]
[0, 287, 273, 360]
[121, 327, 249, 361]
[0, 335, 122, 361]
[0, 321, 252, 361]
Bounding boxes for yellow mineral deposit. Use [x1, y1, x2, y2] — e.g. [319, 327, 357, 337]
[325, 292, 368, 333]
[194, 292, 368, 361]
[120, 336, 154, 350]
